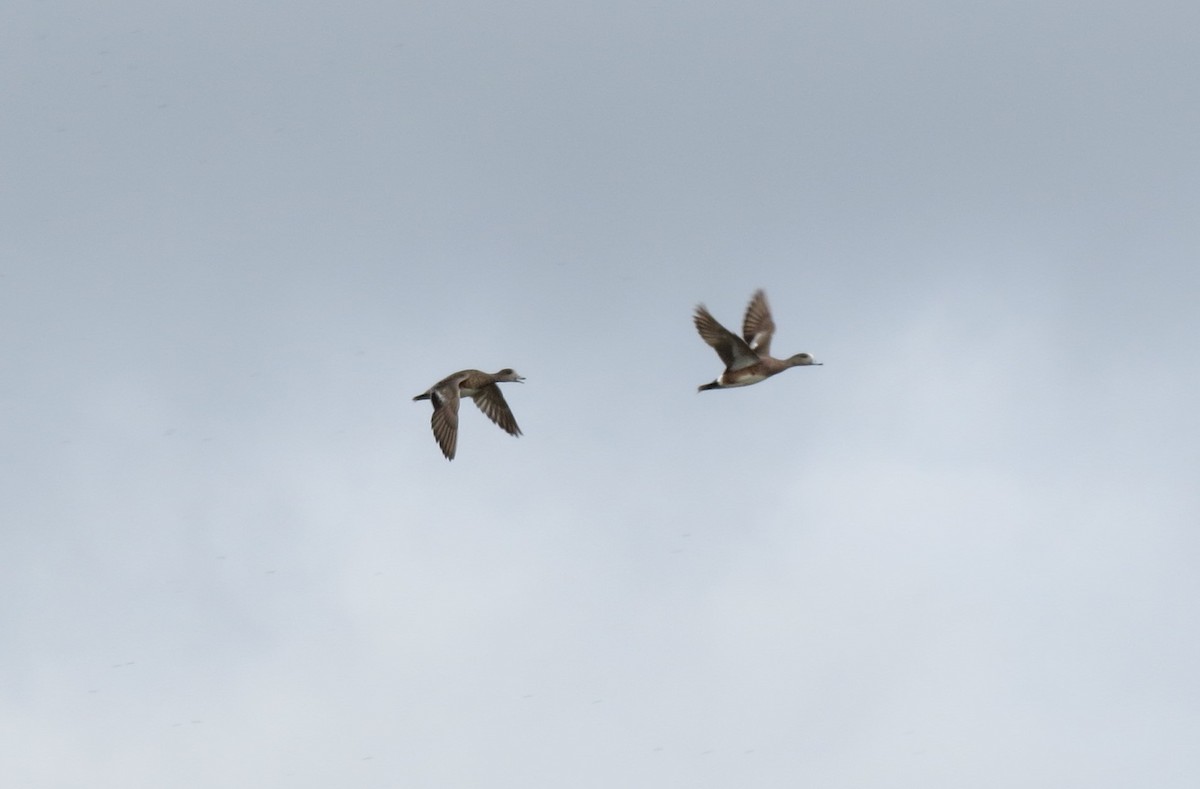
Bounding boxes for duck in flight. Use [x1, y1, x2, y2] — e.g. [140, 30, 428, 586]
[693, 289, 821, 392]
[413, 369, 524, 460]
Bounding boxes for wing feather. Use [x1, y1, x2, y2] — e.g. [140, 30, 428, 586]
[429, 386, 461, 460]
[694, 305, 759, 370]
[741, 289, 776, 357]
[472, 385, 522, 437]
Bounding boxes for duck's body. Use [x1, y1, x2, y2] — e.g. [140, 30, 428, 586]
[693, 290, 820, 392]
[413, 368, 524, 460]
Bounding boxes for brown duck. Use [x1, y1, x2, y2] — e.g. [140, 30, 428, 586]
[694, 289, 821, 391]
[413, 369, 524, 460]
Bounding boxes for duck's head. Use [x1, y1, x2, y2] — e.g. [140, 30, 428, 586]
[495, 368, 526, 383]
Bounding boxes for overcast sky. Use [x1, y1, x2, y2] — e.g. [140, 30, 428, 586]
[4, 1, 1199, 786]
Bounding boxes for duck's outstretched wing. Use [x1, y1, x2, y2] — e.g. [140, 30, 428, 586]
[741, 289, 776, 357]
[428, 384, 462, 460]
[694, 305, 760, 370]
[472, 385, 522, 437]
